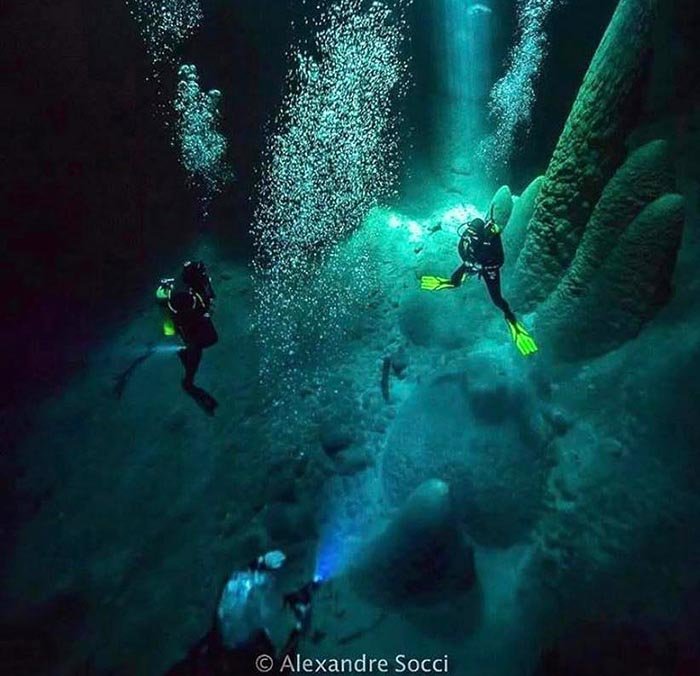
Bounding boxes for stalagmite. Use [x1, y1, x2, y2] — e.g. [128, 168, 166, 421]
[511, 0, 659, 309]
[538, 139, 674, 321]
[503, 175, 544, 279]
[488, 185, 514, 229]
[539, 194, 685, 359]
[351, 480, 476, 607]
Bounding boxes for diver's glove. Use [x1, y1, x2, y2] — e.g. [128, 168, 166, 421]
[420, 275, 457, 291]
[506, 319, 539, 357]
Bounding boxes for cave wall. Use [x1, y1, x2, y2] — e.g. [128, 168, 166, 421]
[0, 0, 299, 405]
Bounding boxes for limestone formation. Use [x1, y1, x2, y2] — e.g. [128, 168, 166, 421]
[511, 0, 660, 309]
[381, 365, 551, 547]
[538, 139, 674, 321]
[503, 175, 543, 278]
[351, 480, 476, 607]
[488, 185, 514, 230]
[538, 194, 685, 359]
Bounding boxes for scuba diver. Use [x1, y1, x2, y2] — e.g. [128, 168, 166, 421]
[156, 261, 219, 411]
[165, 549, 323, 676]
[420, 212, 538, 357]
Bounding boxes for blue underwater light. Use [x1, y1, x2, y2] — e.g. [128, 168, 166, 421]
[314, 527, 347, 583]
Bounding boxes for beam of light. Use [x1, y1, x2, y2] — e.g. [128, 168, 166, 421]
[439, 0, 494, 103]
[152, 344, 182, 354]
[432, 0, 495, 201]
[314, 519, 353, 583]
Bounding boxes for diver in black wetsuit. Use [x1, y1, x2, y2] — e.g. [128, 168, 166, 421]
[165, 557, 323, 676]
[157, 261, 219, 409]
[421, 214, 538, 357]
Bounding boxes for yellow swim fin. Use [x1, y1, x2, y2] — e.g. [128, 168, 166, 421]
[506, 319, 538, 357]
[420, 275, 456, 291]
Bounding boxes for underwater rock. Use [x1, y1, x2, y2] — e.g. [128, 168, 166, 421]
[541, 139, 674, 312]
[390, 347, 410, 377]
[398, 292, 473, 350]
[532, 619, 700, 676]
[0, 592, 87, 675]
[351, 480, 475, 607]
[539, 194, 685, 359]
[263, 502, 314, 544]
[503, 176, 544, 273]
[488, 185, 514, 229]
[319, 423, 355, 456]
[382, 362, 551, 546]
[333, 447, 373, 476]
[511, 0, 659, 309]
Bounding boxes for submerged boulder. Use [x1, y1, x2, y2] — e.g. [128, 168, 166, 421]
[351, 479, 476, 607]
[538, 194, 685, 359]
[381, 359, 551, 547]
[511, 0, 660, 309]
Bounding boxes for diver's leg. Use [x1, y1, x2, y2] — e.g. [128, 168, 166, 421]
[181, 345, 202, 389]
[482, 268, 516, 323]
[449, 263, 468, 288]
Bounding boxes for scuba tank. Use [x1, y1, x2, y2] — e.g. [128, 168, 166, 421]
[156, 278, 177, 337]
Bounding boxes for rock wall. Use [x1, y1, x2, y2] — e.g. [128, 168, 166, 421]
[537, 140, 683, 358]
[511, 0, 660, 309]
[539, 194, 685, 359]
[488, 185, 514, 229]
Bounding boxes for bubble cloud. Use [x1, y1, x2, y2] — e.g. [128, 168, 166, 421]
[252, 0, 411, 388]
[126, 0, 203, 67]
[480, 0, 561, 170]
[174, 64, 233, 212]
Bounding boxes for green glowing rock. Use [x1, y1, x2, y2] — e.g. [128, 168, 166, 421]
[538, 194, 685, 360]
[512, 0, 660, 309]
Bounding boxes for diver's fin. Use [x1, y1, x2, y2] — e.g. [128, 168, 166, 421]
[112, 345, 156, 399]
[506, 319, 539, 357]
[183, 382, 219, 415]
[420, 275, 456, 291]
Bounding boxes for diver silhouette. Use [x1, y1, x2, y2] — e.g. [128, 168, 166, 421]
[421, 212, 538, 356]
[156, 261, 219, 412]
[165, 550, 323, 676]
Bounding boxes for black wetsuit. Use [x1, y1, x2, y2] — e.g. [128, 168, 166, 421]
[169, 286, 218, 388]
[450, 229, 516, 324]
